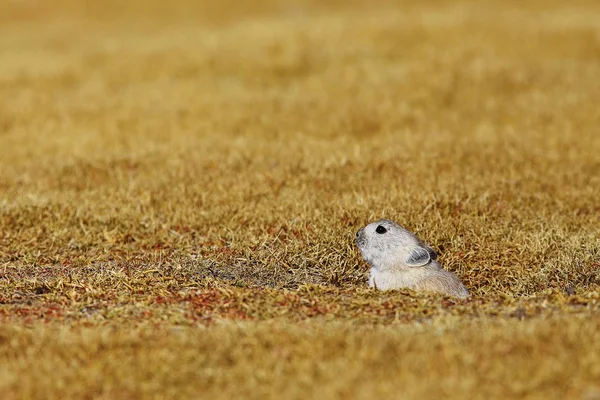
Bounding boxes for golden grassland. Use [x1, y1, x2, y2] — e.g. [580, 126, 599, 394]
[0, 0, 599, 398]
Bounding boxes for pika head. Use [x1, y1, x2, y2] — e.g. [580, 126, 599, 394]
[356, 219, 469, 298]
[356, 219, 436, 273]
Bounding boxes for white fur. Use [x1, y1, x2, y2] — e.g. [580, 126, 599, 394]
[356, 219, 469, 298]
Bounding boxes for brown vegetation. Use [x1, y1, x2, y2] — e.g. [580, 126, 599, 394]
[0, 0, 599, 398]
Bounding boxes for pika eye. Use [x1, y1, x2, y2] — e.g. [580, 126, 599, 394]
[375, 225, 387, 234]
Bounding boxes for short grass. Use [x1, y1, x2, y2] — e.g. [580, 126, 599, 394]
[0, 0, 599, 399]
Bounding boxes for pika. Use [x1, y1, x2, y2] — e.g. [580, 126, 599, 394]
[356, 219, 469, 298]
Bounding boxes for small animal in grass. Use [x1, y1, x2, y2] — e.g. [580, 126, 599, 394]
[355, 219, 469, 298]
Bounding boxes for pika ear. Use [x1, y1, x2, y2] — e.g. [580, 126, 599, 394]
[427, 247, 437, 260]
[406, 247, 431, 267]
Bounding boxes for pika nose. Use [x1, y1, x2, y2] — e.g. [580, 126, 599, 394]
[356, 228, 363, 238]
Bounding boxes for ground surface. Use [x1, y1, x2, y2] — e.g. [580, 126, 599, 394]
[0, 0, 599, 399]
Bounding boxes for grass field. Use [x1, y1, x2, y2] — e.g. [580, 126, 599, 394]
[1, 0, 599, 398]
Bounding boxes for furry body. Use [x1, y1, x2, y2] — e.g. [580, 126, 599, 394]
[356, 219, 469, 298]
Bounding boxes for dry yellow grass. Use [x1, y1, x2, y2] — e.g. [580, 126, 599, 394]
[2, 316, 600, 399]
[0, 0, 599, 398]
